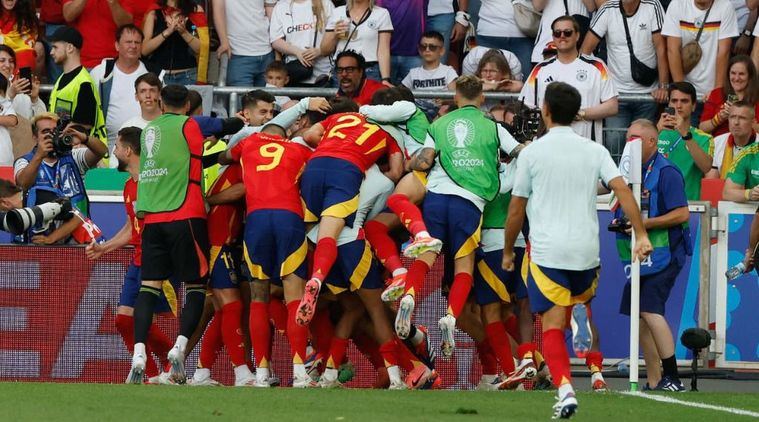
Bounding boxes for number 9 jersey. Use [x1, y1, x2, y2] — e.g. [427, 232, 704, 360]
[229, 132, 313, 218]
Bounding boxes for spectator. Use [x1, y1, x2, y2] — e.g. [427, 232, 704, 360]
[321, 0, 393, 83]
[723, 143, 759, 201]
[48, 27, 107, 148]
[40, 0, 66, 81]
[462, 46, 522, 81]
[0, 74, 17, 165]
[581, 0, 669, 151]
[376, 0, 425, 83]
[142, 0, 209, 85]
[0, 0, 39, 71]
[732, 0, 754, 55]
[62, 0, 134, 69]
[334, 50, 384, 106]
[215, 0, 275, 87]
[520, 16, 618, 143]
[531, 0, 596, 66]
[699, 55, 759, 136]
[489, 102, 518, 124]
[706, 101, 756, 179]
[0, 45, 45, 120]
[121, 72, 163, 129]
[477, 49, 523, 93]
[401, 31, 458, 91]
[269, 0, 334, 86]
[426, 0, 470, 63]
[131, 0, 157, 29]
[656, 82, 714, 200]
[476, 0, 535, 76]
[264, 61, 293, 109]
[662, 0, 737, 124]
[90, 24, 148, 167]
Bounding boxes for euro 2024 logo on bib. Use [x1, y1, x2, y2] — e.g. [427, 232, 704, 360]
[447, 118, 479, 166]
[144, 126, 161, 162]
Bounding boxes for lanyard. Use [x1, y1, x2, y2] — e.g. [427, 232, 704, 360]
[664, 133, 685, 157]
[40, 160, 60, 190]
[642, 153, 657, 185]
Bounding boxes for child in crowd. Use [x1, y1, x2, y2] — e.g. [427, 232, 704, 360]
[401, 31, 458, 92]
[0, 74, 18, 166]
[265, 61, 293, 109]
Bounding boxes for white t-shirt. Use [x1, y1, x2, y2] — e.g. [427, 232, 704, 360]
[269, 0, 335, 82]
[711, 132, 754, 175]
[401, 64, 458, 90]
[662, 0, 738, 98]
[326, 5, 394, 62]
[512, 125, 621, 270]
[477, 0, 527, 38]
[428, 0, 454, 16]
[120, 115, 151, 130]
[589, 0, 664, 94]
[520, 55, 617, 142]
[731, 0, 749, 31]
[0, 98, 15, 166]
[14, 147, 90, 178]
[532, 0, 591, 63]
[462, 46, 523, 81]
[225, 0, 273, 56]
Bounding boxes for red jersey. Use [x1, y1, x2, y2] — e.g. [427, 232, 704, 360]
[206, 164, 245, 247]
[339, 78, 384, 106]
[123, 177, 143, 266]
[230, 132, 312, 218]
[311, 112, 401, 172]
[144, 116, 207, 224]
[40, 0, 65, 24]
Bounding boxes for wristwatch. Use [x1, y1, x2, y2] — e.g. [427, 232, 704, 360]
[743, 29, 753, 37]
[382, 77, 392, 83]
[682, 131, 693, 140]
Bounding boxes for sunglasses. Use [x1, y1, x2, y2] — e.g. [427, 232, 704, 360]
[418, 43, 441, 51]
[336, 66, 360, 74]
[552, 29, 575, 38]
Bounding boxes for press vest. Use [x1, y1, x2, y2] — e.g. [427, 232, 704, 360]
[49, 67, 108, 146]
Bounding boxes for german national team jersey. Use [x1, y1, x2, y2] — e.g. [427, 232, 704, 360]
[206, 164, 245, 247]
[311, 112, 402, 171]
[230, 132, 313, 217]
[123, 177, 143, 266]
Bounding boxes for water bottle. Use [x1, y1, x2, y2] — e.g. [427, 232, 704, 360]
[725, 262, 746, 281]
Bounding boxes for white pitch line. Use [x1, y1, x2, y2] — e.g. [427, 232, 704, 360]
[621, 391, 759, 418]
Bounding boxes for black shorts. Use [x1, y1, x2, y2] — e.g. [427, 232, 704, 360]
[141, 218, 210, 283]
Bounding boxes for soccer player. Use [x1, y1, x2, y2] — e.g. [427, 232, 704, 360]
[219, 123, 315, 388]
[296, 97, 404, 325]
[128, 85, 210, 384]
[85, 127, 175, 384]
[503, 82, 652, 418]
[392, 75, 524, 357]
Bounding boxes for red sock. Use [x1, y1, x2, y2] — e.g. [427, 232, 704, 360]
[268, 299, 288, 334]
[249, 302, 271, 368]
[504, 315, 521, 344]
[394, 337, 420, 372]
[116, 314, 160, 376]
[148, 322, 173, 372]
[199, 314, 223, 369]
[403, 259, 430, 296]
[327, 337, 349, 369]
[446, 272, 473, 317]
[378, 340, 399, 368]
[353, 332, 385, 370]
[543, 329, 572, 387]
[364, 220, 404, 273]
[286, 301, 308, 364]
[312, 238, 338, 280]
[586, 351, 603, 373]
[517, 342, 536, 361]
[220, 301, 246, 367]
[485, 322, 516, 373]
[310, 308, 334, 359]
[387, 193, 427, 236]
[476, 340, 499, 375]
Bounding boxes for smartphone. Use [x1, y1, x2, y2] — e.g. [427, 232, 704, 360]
[664, 107, 675, 115]
[727, 94, 739, 103]
[19, 67, 31, 93]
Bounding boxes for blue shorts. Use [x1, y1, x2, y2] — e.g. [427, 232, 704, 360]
[474, 247, 526, 305]
[423, 192, 482, 259]
[301, 157, 363, 227]
[119, 262, 173, 313]
[620, 262, 683, 316]
[324, 239, 384, 294]
[209, 244, 244, 289]
[244, 210, 308, 282]
[525, 258, 599, 314]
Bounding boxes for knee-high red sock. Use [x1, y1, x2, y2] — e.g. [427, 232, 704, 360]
[312, 238, 338, 281]
[586, 351, 603, 373]
[249, 302, 271, 368]
[147, 321, 172, 368]
[286, 301, 308, 364]
[326, 337, 349, 369]
[485, 322, 516, 373]
[364, 220, 404, 273]
[387, 193, 427, 236]
[543, 329, 572, 387]
[476, 340, 499, 375]
[221, 301, 246, 367]
[378, 340, 399, 368]
[403, 260, 430, 296]
[394, 337, 420, 372]
[504, 315, 521, 344]
[517, 342, 536, 361]
[199, 314, 223, 369]
[269, 299, 288, 334]
[446, 273, 473, 317]
[353, 332, 385, 370]
[310, 308, 334, 360]
[116, 314, 159, 376]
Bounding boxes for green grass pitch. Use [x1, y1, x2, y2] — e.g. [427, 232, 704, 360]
[2, 382, 758, 421]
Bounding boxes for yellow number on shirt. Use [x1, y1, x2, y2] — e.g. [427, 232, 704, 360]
[257, 143, 285, 171]
[326, 114, 380, 145]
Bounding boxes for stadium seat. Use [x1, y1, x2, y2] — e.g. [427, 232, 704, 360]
[700, 178, 725, 208]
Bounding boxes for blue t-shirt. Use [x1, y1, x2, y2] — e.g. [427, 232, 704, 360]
[376, 0, 426, 56]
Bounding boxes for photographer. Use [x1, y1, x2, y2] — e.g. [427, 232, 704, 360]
[0, 178, 79, 244]
[13, 113, 107, 218]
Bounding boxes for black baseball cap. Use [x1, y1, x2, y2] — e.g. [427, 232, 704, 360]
[49, 26, 83, 49]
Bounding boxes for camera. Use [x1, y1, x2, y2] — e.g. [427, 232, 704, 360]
[607, 217, 631, 234]
[50, 117, 74, 157]
[499, 100, 543, 143]
[0, 198, 72, 235]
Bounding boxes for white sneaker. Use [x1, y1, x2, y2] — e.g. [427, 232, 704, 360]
[234, 366, 257, 387]
[438, 314, 457, 358]
[293, 373, 318, 388]
[498, 358, 538, 390]
[477, 374, 502, 391]
[253, 368, 271, 388]
[402, 235, 443, 258]
[126, 352, 146, 384]
[167, 346, 187, 384]
[319, 368, 343, 388]
[570, 304, 592, 359]
[389, 379, 408, 390]
[395, 295, 415, 339]
[552, 393, 578, 419]
[153, 371, 181, 385]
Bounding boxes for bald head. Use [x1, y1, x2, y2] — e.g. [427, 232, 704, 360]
[262, 123, 287, 138]
[627, 119, 660, 161]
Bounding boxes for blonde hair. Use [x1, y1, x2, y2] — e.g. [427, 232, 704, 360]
[31, 112, 59, 136]
[312, 0, 327, 32]
[456, 75, 483, 100]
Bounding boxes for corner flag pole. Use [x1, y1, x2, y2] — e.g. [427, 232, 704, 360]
[628, 137, 643, 392]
